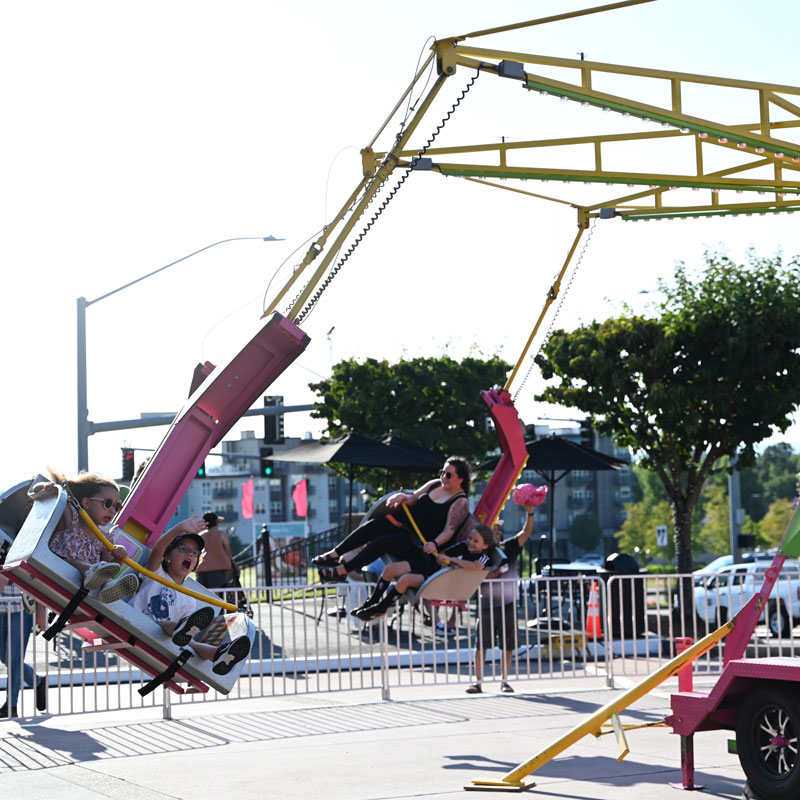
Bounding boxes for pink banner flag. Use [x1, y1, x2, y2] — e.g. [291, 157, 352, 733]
[292, 478, 308, 518]
[241, 478, 254, 520]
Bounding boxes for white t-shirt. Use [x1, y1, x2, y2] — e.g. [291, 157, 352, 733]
[130, 565, 195, 625]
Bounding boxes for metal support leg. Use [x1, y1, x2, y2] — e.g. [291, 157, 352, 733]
[380, 615, 391, 701]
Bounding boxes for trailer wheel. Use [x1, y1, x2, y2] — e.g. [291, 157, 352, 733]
[736, 684, 800, 800]
[767, 603, 790, 638]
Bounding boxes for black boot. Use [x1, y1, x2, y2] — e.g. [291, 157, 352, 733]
[352, 578, 389, 615]
[357, 588, 400, 621]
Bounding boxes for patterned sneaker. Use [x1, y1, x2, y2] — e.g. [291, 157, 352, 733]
[212, 635, 251, 675]
[98, 572, 139, 603]
[171, 607, 215, 647]
[83, 562, 121, 591]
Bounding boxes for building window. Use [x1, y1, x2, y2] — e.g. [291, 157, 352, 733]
[270, 500, 284, 518]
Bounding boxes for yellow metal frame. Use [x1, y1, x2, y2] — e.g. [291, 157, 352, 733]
[467, 619, 734, 790]
[261, 0, 800, 391]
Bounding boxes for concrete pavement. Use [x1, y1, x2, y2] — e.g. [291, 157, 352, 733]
[0, 676, 748, 800]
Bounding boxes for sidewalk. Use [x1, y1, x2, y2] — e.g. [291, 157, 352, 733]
[0, 676, 747, 800]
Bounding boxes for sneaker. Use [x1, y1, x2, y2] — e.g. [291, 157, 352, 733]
[171, 607, 215, 647]
[0, 703, 18, 718]
[212, 635, 251, 675]
[97, 572, 139, 603]
[36, 677, 47, 711]
[83, 562, 121, 591]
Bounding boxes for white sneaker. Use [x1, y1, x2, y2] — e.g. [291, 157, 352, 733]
[98, 572, 139, 603]
[83, 562, 120, 591]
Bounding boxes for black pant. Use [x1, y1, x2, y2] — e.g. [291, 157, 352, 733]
[343, 531, 434, 575]
[335, 516, 400, 555]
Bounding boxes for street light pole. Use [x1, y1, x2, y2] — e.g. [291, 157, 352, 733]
[76, 235, 282, 471]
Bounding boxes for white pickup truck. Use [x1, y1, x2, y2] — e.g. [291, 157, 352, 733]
[693, 560, 800, 636]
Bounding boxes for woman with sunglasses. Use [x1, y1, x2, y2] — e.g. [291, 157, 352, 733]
[315, 458, 471, 582]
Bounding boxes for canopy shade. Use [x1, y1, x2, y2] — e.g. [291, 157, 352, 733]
[268, 431, 445, 526]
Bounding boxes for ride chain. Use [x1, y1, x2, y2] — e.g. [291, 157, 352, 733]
[294, 68, 482, 323]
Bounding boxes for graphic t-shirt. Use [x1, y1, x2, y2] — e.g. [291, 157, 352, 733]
[130, 565, 195, 624]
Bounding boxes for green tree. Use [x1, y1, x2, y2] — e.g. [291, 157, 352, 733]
[759, 497, 796, 548]
[569, 511, 602, 551]
[615, 499, 674, 562]
[695, 483, 730, 557]
[535, 251, 800, 575]
[309, 353, 511, 486]
[738, 443, 800, 521]
[632, 464, 668, 506]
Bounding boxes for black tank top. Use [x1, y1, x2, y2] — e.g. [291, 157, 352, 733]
[412, 489, 466, 542]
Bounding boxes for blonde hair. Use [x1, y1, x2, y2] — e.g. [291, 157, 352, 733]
[48, 468, 119, 504]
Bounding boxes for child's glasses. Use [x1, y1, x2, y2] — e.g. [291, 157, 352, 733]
[88, 497, 123, 512]
[173, 545, 201, 557]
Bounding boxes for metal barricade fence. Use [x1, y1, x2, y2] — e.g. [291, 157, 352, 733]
[5, 572, 787, 719]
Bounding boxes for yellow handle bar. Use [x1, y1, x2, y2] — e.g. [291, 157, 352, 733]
[77, 506, 237, 613]
[401, 504, 451, 565]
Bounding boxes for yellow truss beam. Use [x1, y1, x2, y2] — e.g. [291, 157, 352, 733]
[264, 3, 800, 338]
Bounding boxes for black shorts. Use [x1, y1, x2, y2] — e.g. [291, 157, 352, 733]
[477, 602, 517, 650]
[196, 569, 228, 589]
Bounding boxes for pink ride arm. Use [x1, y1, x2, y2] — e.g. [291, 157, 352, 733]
[473, 389, 528, 526]
[118, 312, 310, 547]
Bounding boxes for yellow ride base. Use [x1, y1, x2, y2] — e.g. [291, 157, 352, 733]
[466, 778, 536, 792]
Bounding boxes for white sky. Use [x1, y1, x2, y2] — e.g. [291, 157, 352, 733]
[2, 0, 800, 491]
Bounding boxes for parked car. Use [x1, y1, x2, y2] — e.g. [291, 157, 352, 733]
[693, 560, 800, 637]
[693, 552, 773, 585]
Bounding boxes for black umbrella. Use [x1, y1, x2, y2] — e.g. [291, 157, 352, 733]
[481, 435, 627, 570]
[268, 431, 441, 527]
[379, 433, 443, 471]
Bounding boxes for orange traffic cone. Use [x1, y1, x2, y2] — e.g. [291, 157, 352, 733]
[585, 580, 603, 639]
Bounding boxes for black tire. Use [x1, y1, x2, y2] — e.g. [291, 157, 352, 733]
[767, 603, 791, 638]
[736, 683, 800, 800]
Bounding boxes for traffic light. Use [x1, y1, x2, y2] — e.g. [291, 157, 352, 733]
[196, 461, 207, 479]
[263, 395, 285, 444]
[121, 448, 135, 481]
[260, 447, 274, 476]
[579, 419, 594, 449]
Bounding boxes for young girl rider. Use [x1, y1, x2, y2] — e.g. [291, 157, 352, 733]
[42, 470, 140, 603]
[352, 523, 497, 622]
[129, 525, 251, 675]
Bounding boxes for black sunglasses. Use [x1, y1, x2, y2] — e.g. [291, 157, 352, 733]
[440, 470, 455, 479]
[88, 496, 123, 512]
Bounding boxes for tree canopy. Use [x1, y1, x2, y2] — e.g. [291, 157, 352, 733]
[309, 353, 511, 482]
[535, 251, 800, 573]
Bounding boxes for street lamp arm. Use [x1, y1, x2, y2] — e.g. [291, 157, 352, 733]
[85, 236, 283, 307]
[77, 234, 283, 471]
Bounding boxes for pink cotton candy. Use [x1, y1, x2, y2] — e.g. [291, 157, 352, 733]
[512, 483, 548, 507]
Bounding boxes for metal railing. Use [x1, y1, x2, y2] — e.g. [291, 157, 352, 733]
[3, 571, 793, 720]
